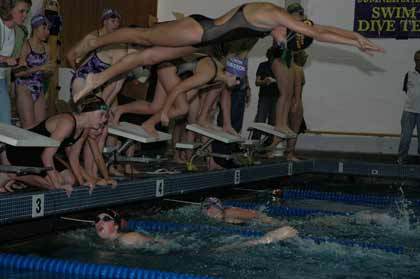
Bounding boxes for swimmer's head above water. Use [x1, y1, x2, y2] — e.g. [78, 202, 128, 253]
[201, 197, 225, 220]
[95, 209, 121, 240]
[74, 95, 110, 130]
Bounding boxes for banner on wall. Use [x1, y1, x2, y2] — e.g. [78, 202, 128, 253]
[353, 0, 420, 39]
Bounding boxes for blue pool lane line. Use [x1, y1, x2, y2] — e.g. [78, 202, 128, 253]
[0, 253, 219, 279]
[282, 189, 420, 207]
[127, 220, 407, 255]
[222, 200, 352, 217]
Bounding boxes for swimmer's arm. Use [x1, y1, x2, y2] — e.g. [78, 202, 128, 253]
[223, 217, 246, 225]
[13, 42, 31, 77]
[275, 12, 383, 53]
[119, 232, 164, 247]
[87, 136, 116, 187]
[66, 131, 89, 186]
[258, 214, 286, 226]
[314, 25, 363, 40]
[221, 226, 298, 252]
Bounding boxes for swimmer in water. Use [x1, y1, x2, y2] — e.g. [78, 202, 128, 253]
[95, 209, 297, 249]
[201, 197, 286, 225]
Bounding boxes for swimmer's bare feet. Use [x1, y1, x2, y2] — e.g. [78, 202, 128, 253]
[266, 137, 283, 150]
[109, 165, 125, 176]
[197, 119, 214, 130]
[73, 73, 101, 103]
[96, 178, 118, 189]
[287, 153, 301, 162]
[142, 123, 159, 138]
[174, 151, 186, 164]
[161, 112, 170, 127]
[275, 125, 296, 138]
[124, 164, 141, 175]
[0, 178, 16, 193]
[56, 184, 74, 197]
[223, 125, 240, 137]
[208, 157, 224, 171]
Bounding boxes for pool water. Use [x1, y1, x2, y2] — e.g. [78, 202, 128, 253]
[2, 186, 420, 279]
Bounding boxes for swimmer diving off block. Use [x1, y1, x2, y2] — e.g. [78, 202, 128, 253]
[67, 2, 384, 103]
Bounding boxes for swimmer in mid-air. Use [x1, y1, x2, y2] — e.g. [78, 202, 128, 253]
[68, 2, 384, 102]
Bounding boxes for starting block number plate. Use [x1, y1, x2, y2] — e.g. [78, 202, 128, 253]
[32, 194, 45, 218]
[156, 179, 164, 197]
[234, 170, 241, 185]
[288, 162, 293, 176]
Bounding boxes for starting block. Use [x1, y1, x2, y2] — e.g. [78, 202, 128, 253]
[177, 124, 245, 170]
[175, 142, 201, 150]
[186, 124, 243, 144]
[108, 122, 171, 143]
[106, 122, 171, 166]
[248, 122, 295, 139]
[0, 123, 58, 174]
[0, 123, 59, 147]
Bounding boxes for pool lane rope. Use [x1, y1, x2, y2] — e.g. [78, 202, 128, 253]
[164, 198, 352, 217]
[222, 200, 352, 217]
[282, 189, 420, 207]
[0, 252, 218, 279]
[127, 220, 410, 255]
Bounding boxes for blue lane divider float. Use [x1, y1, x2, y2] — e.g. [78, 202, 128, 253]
[0, 253, 218, 279]
[282, 189, 420, 207]
[128, 220, 406, 254]
[222, 200, 351, 217]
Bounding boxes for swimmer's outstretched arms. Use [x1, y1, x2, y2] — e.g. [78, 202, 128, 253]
[201, 197, 285, 226]
[216, 226, 298, 251]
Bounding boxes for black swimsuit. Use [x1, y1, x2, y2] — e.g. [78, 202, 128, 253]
[176, 55, 218, 84]
[190, 5, 271, 47]
[6, 114, 83, 172]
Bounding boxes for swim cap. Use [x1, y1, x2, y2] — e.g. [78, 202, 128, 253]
[225, 57, 247, 78]
[75, 95, 109, 113]
[101, 8, 121, 22]
[287, 3, 304, 14]
[201, 197, 224, 213]
[98, 209, 121, 226]
[31, 15, 50, 28]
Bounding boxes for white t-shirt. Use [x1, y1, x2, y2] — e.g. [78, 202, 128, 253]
[0, 19, 15, 79]
[404, 70, 420, 113]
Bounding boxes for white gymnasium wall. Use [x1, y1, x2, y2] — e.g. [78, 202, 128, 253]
[296, 0, 419, 154]
[157, 0, 285, 136]
[301, 0, 414, 134]
[56, 0, 416, 154]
